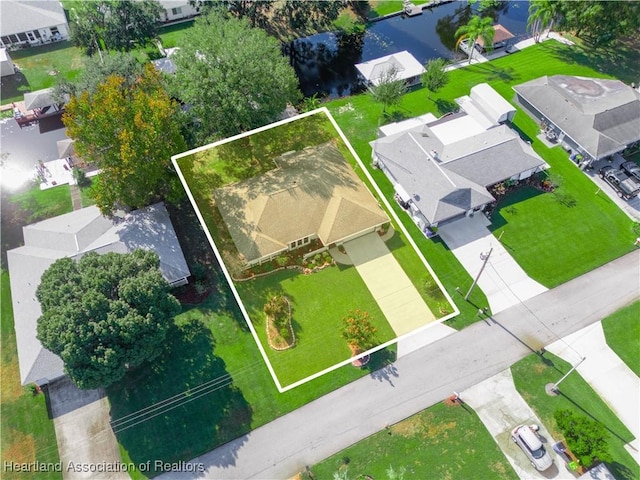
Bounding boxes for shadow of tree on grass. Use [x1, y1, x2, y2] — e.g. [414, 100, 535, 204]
[107, 319, 252, 475]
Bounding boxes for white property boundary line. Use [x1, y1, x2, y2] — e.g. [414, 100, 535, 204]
[172, 107, 459, 393]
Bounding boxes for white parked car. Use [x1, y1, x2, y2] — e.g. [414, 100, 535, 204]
[512, 425, 554, 471]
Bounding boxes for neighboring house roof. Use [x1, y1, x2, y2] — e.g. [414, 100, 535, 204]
[476, 24, 515, 48]
[374, 124, 544, 224]
[0, 0, 68, 37]
[213, 142, 389, 263]
[7, 203, 190, 385]
[23, 87, 68, 111]
[513, 75, 640, 160]
[355, 50, 426, 86]
[373, 84, 547, 225]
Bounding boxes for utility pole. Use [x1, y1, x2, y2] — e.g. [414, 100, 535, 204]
[465, 247, 492, 300]
[545, 357, 586, 395]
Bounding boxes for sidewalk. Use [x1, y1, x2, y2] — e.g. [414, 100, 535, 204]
[546, 322, 640, 462]
[462, 369, 574, 479]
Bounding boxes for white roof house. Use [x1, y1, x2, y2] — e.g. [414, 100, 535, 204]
[0, 0, 69, 48]
[0, 47, 14, 76]
[7, 203, 190, 386]
[355, 50, 426, 86]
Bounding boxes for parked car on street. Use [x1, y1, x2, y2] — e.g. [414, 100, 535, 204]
[512, 425, 554, 471]
[599, 166, 640, 200]
[620, 161, 640, 182]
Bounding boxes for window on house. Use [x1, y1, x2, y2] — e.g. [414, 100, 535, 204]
[1, 36, 10, 45]
[9, 34, 19, 43]
[296, 239, 303, 247]
[290, 242, 296, 249]
[27, 32, 35, 41]
[17, 32, 28, 42]
[172, 7, 182, 15]
[50, 27, 59, 35]
[33, 30, 41, 38]
[303, 237, 309, 245]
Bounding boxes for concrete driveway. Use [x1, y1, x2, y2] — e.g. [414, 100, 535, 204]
[461, 369, 574, 479]
[343, 232, 436, 336]
[546, 322, 640, 462]
[48, 377, 127, 479]
[438, 214, 548, 314]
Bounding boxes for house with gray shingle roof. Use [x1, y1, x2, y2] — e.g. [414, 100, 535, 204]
[0, 0, 69, 49]
[372, 83, 548, 233]
[7, 203, 190, 386]
[213, 142, 389, 266]
[513, 75, 640, 165]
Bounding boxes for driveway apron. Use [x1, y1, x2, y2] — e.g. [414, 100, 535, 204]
[48, 377, 127, 479]
[343, 232, 436, 336]
[438, 215, 548, 314]
[546, 322, 640, 462]
[462, 369, 574, 479]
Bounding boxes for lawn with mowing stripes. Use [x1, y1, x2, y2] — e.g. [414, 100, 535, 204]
[236, 264, 395, 387]
[326, 40, 638, 313]
[602, 301, 640, 377]
[308, 401, 518, 479]
[511, 353, 637, 480]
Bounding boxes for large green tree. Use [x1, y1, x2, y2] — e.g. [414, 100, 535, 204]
[455, 15, 495, 64]
[55, 51, 143, 100]
[171, 11, 300, 142]
[36, 250, 181, 389]
[70, 0, 163, 55]
[421, 58, 449, 99]
[368, 67, 408, 115]
[63, 65, 187, 214]
[559, 0, 640, 46]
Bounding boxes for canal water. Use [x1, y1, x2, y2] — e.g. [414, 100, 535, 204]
[291, 0, 530, 98]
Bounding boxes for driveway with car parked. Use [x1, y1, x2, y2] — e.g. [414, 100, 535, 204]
[461, 369, 574, 479]
[586, 153, 640, 221]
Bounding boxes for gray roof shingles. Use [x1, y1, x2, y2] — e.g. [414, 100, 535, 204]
[513, 75, 640, 160]
[7, 203, 190, 385]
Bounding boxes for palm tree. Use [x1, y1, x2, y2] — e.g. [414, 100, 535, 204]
[455, 16, 495, 64]
[528, 0, 562, 42]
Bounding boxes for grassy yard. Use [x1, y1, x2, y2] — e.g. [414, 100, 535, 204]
[236, 264, 395, 387]
[367, 0, 430, 18]
[308, 401, 517, 479]
[109, 290, 397, 479]
[1, 271, 61, 479]
[601, 301, 640, 377]
[511, 353, 638, 480]
[158, 20, 195, 49]
[1, 41, 85, 104]
[10, 184, 72, 224]
[326, 40, 638, 316]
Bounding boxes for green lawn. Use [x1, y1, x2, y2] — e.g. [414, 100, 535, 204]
[1, 271, 61, 479]
[325, 40, 638, 317]
[109, 292, 397, 479]
[236, 264, 395, 387]
[308, 401, 517, 479]
[367, 0, 430, 18]
[511, 353, 638, 480]
[158, 21, 195, 49]
[10, 184, 72, 223]
[1, 41, 85, 104]
[602, 301, 640, 377]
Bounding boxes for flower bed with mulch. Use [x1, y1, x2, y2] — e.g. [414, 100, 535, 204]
[265, 296, 295, 350]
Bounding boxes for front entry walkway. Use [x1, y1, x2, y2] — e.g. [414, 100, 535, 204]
[438, 215, 548, 314]
[462, 369, 573, 479]
[343, 232, 436, 336]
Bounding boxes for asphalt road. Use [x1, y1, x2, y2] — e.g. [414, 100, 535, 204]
[162, 250, 640, 480]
